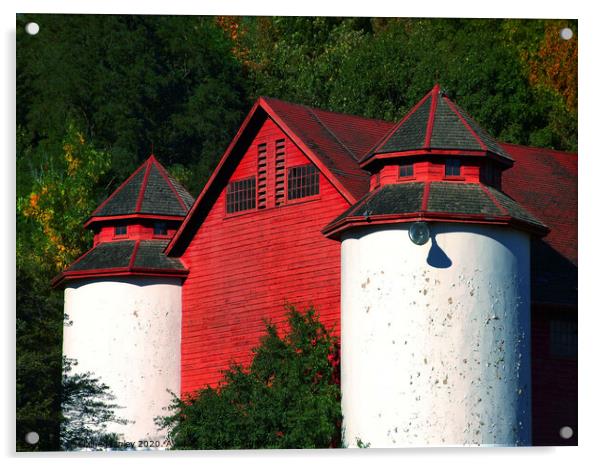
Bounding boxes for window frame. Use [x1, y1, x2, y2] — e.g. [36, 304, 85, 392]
[444, 158, 463, 179]
[114, 225, 128, 238]
[398, 163, 415, 179]
[225, 176, 257, 215]
[286, 163, 320, 202]
[153, 221, 168, 237]
[549, 318, 578, 360]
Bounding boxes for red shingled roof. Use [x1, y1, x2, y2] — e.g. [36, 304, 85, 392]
[501, 143, 577, 265]
[262, 97, 393, 201]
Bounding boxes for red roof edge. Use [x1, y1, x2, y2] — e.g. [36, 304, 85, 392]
[165, 99, 263, 256]
[361, 84, 440, 164]
[86, 157, 150, 225]
[135, 158, 153, 212]
[152, 156, 190, 212]
[322, 211, 548, 241]
[423, 84, 440, 149]
[51, 267, 189, 288]
[165, 97, 358, 256]
[443, 96, 489, 152]
[83, 213, 186, 229]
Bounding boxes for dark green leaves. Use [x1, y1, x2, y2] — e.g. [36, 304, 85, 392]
[159, 307, 341, 449]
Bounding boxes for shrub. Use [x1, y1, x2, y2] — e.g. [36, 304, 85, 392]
[158, 307, 341, 449]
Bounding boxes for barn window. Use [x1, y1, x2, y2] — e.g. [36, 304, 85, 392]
[445, 159, 461, 177]
[114, 225, 127, 236]
[550, 319, 577, 359]
[226, 177, 256, 213]
[287, 164, 319, 200]
[399, 163, 414, 178]
[153, 221, 168, 236]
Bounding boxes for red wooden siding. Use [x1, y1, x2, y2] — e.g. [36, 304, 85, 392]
[180, 117, 350, 393]
[93, 221, 179, 245]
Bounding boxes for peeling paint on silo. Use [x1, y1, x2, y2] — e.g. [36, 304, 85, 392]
[340, 224, 531, 447]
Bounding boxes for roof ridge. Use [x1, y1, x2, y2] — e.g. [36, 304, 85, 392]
[150, 156, 190, 212]
[128, 240, 141, 270]
[500, 142, 578, 156]
[135, 158, 153, 212]
[89, 159, 147, 218]
[361, 87, 435, 161]
[305, 105, 360, 161]
[443, 96, 488, 152]
[479, 183, 510, 217]
[261, 95, 392, 125]
[424, 86, 440, 149]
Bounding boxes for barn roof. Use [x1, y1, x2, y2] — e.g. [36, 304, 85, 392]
[86, 154, 194, 227]
[501, 143, 577, 306]
[51, 240, 188, 287]
[361, 84, 513, 166]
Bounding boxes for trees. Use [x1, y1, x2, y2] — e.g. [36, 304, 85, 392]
[159, 307, 341, 449]
[16, 125, 112, 451]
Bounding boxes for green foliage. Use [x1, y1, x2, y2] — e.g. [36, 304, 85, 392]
[16, 124, 111, 451]
[17, 14, 249, 194]
[159, 307, 341, 449]
[61, 358, 128, 451]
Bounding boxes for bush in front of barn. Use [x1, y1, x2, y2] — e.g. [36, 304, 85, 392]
[157, 306, 341, 449]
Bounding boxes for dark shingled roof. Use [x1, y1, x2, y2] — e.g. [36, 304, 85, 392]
[54, 239, 187, 286]
[323, 182, 547, 235]
[364, 84, 512, 163]
[90, 155, 194, 219]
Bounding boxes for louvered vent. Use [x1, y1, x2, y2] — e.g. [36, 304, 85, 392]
[257, 143, 267, 209]
[275, 139, 286, 206]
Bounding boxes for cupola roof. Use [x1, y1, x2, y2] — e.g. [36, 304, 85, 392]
[361, 84, 513, 166]
[86, 154, 194, 226]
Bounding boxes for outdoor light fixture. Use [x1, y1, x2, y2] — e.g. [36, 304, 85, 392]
[409, 221, 430, 245]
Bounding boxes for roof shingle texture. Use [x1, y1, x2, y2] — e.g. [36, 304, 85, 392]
[66, 240, 186, 273]
[325, 182, 547, 232]
[368, 86, 512, 162]
[92, 156, 194, 218]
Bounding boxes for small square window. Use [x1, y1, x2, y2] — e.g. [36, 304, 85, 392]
[445, 159, 461, 177]
[288, 164, 319, 200]
[550, 319, 577, 359]
[115, 225, 127, 236]
[226, 177, 256, 214]
[399, 163, 414, 178]
[153, 221, 168, 236]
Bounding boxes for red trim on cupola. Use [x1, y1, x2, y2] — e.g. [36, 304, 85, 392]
[135, 158, 153, 212]
[479, 184, 510, 216]
[421, 182, 431, 211]
[83, 213, 185, 229]
[51, 267, 189, 288]
[88, 159, 148, 219]
[365, 85, 436, 159]
[423, 83, 440, 149]
[322, 211, 548, 240]
[129, 240, 141, 269]
[443, 96, 488, 152]
[151, 155, 190, 213]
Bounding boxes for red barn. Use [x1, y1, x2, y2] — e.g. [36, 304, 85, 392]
[58, 86, 577, 447]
